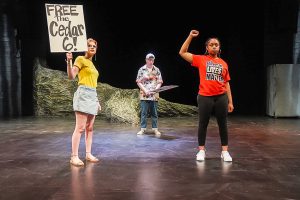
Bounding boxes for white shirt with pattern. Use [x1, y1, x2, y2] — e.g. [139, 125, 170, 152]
[136, 65, 163, 101]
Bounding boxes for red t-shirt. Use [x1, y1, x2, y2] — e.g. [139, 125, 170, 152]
[192, 55, 230, 96]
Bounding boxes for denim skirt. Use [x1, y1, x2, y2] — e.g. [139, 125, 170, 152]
[73, 85, 98, 115]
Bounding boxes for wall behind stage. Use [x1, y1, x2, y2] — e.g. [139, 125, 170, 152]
[3, 0, 297, 117]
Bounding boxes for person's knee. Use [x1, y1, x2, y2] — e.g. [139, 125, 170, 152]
[86, 125, 93, 133]
[75, 125, 86, 134]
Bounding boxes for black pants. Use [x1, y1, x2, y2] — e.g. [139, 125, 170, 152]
[197, 93, 228, 146]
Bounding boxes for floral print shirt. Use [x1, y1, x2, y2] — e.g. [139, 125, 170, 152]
[136, 65, 163, 101]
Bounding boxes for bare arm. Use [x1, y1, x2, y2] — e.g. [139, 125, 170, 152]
[179, 30, 199, 63]
[155, 83, 162, 90]
[225, 82, 234, 113]
[66, 52, 79, 80]
[137, 82, 149, 95]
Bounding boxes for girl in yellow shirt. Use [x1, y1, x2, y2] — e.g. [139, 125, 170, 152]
[66, 38, 101, 166]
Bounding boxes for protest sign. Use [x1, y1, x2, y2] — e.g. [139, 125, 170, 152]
[45, 4, 87, 52]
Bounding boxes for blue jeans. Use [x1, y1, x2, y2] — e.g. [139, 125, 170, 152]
[140, 100, 158, 128]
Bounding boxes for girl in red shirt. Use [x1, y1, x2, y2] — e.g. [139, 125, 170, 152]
[179, 30, 234, 162]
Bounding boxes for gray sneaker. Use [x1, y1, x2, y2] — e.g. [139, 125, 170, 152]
[152, 128, 161, 136]
[137, 128, 146, 135]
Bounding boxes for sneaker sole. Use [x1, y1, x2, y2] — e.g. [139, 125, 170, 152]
[221, 155, 232, 162]
[196, 155, 205, 161]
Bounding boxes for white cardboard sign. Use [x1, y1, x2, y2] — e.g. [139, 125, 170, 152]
[45, 3, 87, 52]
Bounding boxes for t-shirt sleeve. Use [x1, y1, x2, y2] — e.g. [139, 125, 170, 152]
[136, 68, 143, 83]
[191, 55, 204, 68]
[155, 68, 163, 84]
[74, 56, 83, 70]
[224, 63, 231, 82]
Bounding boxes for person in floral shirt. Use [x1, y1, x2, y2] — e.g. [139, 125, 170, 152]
[136, 53, 163, 136]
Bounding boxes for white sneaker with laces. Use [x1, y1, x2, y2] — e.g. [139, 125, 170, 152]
[137, 128, 146, 135]
[196, 150, 206, 161]
[221, 151, 232, 162]
[152, 128, 161, 136]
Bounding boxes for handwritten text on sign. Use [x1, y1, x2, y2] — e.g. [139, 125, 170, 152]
[45, 4, 87, 52]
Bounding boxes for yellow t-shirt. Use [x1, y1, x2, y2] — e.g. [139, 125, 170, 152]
[74, 56, 99, 88]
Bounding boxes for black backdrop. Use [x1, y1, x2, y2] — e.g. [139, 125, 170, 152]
[2, 0, 298, 116]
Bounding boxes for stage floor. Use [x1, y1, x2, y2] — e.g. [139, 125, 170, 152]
[0, 116, 299, 200]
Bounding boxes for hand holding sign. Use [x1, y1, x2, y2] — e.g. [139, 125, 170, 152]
[66, 52, 73, 61]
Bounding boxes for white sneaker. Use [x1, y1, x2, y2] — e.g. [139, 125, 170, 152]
[196, 150, 206, 161]
[221, 151, 232, 162]
[152, 128, 161, 136]
[137, 128, 146, 135]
